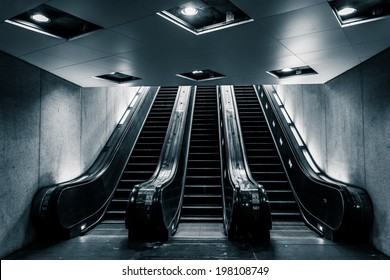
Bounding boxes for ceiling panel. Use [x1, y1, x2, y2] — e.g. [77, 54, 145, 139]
[119, 45, 195, 66]
[48, 0, 152, 28]
[342, 17, 390, 45]
[51, 63, 108, 81]
[310, 58, 362, 81]
[85, 56, 140, 73]
[297, 45, 359, 66]
[1, 0, 389, 87]
[134, 0, 186, 12]
[112, 15, 194, 47]
[240, 41, 296, 63]
[20, 52, 75, 71]
[231, 0, 328, 19]
[72, 29, 146, 55]
[38, 42, 109, 65]
[255, 55, 308, 72]
[0, 22, 64, 56]
[257, 3, 340, 40]
[280, 28, 350, 54]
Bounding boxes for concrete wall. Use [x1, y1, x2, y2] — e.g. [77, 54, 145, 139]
[0, 52, 41, 257]
[0, 52, 138, 258]
[275, 47, 390, 256]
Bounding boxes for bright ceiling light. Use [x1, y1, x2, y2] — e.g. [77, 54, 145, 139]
[281, 68, 293, 72]
[30, 13, 50, 23]
[338, 7, 357, 16]
[181, 7, 198, 16]
[192, 70, 203, 74]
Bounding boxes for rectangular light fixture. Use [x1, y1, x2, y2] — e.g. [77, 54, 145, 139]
[329, 0, 390, 27]
[94, 72, 141, 84]
[281, 108, 292, 124]
[291, 126, 304, 147]
[119, 109, 131, 125]
[303, 149, 321, 174]
[267, 66, 318, 79]
[5, 4, 102, 40]
[157, 0, 253, 35]
[273, 93, 283, 106]
[176, 69, 225, 82]
[129, 95, 139, 108]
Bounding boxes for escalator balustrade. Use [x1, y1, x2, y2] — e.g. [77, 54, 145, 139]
[234, 85, 301, 222]
[103, 87, 178, 223]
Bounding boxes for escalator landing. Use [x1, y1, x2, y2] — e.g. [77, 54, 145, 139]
[5, 222, 388, 260]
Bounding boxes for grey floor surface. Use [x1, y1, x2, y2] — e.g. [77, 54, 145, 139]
[4, 221, 388, 260]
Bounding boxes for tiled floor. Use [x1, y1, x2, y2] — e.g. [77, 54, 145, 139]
[4, 221, 388, 260]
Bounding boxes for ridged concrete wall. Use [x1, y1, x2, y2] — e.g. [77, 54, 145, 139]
[0, 52, 138, 258]
[275, 47, 390, 256]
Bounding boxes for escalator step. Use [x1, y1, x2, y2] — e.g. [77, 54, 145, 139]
[181, 86, 223, 223]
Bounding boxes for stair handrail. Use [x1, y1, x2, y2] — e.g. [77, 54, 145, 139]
[219, 85, 272, 240]
[125, 86, 195, 241]
[256, 85, 373, 241]
[31, 86, 159, 239]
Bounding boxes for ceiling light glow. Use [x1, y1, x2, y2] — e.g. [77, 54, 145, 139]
[192, 70, 203, 74]
[281, 68, 294, 72]
[181, 7, 198, 16]
[338, 7, 357, 16]
[158, 0, 253, 35]
[30, 14, 50, 23]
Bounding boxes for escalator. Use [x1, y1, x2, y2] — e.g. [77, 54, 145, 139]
[179, 86, 223, 223]
[103, 86, 178, 223]
[234, 85, 301, 222]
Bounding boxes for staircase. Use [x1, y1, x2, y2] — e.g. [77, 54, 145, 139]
[103, 86, 178, 223]
[234, 85, 301, 222]
[180, 86, 223, 223]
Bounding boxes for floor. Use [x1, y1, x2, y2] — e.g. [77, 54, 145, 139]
[4, 221, 388, 260]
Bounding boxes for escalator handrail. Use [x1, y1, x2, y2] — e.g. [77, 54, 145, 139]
[221, 85, 266, 193]
[31, 86, 160, 238]
[257, 84, 373, 240]
[219, 85, 271, 239]
[125, 86, 195, 239]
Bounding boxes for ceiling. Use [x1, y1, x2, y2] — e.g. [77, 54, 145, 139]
[1, 0, 389, 87]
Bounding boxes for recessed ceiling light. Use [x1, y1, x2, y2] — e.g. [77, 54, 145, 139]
[181, 7, 198, 16]
[30, 14, 50, 23]
[5, 4, 102, 40]
[157, 0, 253, 35]
[177, 69, 225, 82]
[338, 7, 357, 16]
[267, 66, 317, 79]
[95, 72, 141, 84]
[329, 0, 390, 27]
